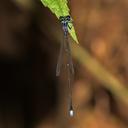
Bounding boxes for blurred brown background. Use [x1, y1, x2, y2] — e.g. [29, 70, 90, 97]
[0, 0, 128, 128]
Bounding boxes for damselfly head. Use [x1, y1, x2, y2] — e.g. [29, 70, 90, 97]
[59, 15, 71, 22]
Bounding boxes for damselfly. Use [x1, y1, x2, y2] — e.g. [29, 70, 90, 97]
[56, 15, 74, 117]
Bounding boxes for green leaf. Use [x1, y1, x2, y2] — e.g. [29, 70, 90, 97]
[40, 0, 79, 43]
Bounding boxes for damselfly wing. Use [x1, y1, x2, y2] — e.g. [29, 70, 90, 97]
[56, 15, 74, 76]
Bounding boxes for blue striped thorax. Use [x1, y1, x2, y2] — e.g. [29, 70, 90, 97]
[59, 15, 71, 36]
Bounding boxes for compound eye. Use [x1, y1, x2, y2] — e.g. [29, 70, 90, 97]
[66, 15, 71, 21]
[59, 16, 64, 22]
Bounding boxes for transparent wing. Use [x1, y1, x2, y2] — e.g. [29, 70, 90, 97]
[64, 35, 74, 75]
[56, 37, 64, 76]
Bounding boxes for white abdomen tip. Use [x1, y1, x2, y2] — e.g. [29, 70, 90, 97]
[69, 109, 74, 117]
